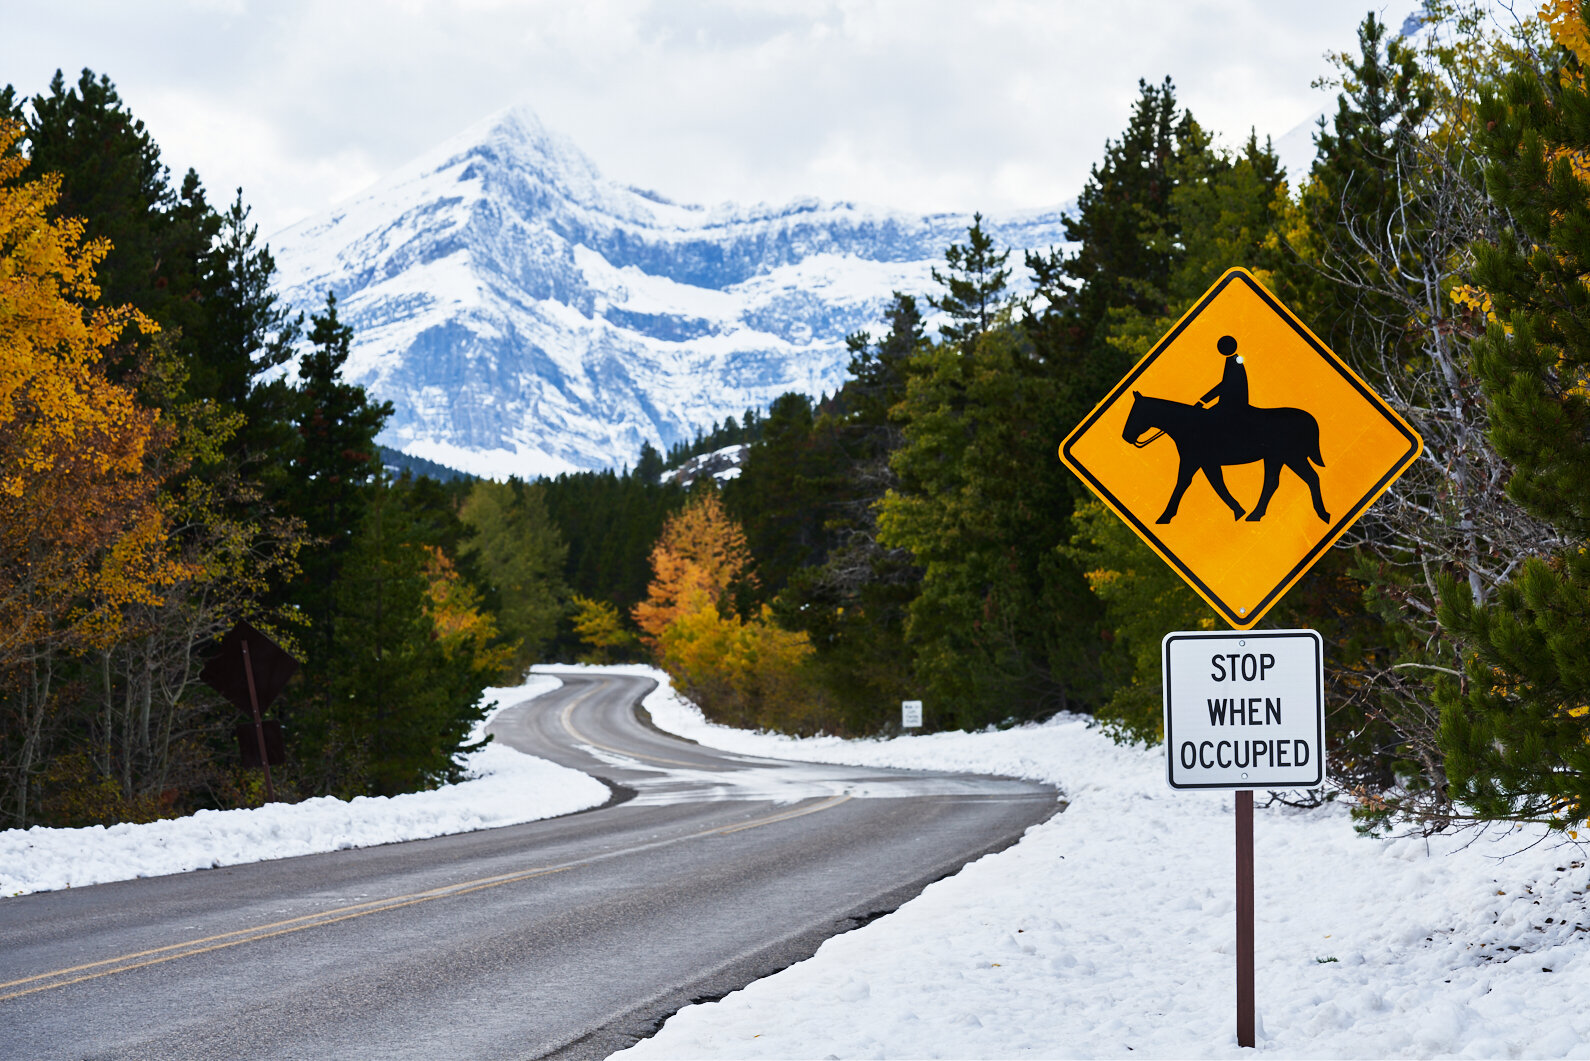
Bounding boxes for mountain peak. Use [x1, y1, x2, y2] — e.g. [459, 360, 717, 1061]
[270, 111, 1073, 480]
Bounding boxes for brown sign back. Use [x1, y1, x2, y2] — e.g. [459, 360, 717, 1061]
[199, 620, 300, 715]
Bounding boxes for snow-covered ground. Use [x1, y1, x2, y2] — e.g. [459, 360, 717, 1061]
[595, 664, 1590, 1060]
[0, 676, 609, 897]
[6, 662, 1588, 1057]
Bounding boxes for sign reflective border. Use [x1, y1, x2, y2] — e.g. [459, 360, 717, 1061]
[1059, 267, 1421, 628]
[1162, 629, 1323, 790]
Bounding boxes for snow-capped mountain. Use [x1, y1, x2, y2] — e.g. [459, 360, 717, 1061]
[270, 106, 1072, 478]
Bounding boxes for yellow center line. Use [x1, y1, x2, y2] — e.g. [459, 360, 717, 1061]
[0, 863, 565, 993]
[4, 679, 855, 1005]
[702, 794, 853, 835]
[0, 865, 571, 1003]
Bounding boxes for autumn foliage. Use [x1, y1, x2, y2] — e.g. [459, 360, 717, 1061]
[0, 83, 514, 825]
[0, 119, 189, 823]
[634, 491, 824, 732]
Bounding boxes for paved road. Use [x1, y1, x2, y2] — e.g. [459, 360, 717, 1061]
[0, 672, 1058, 1060]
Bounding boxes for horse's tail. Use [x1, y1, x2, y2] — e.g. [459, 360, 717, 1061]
[1310, 424, 1325, 467]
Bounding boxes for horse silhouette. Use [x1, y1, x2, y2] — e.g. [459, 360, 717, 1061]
[1122, 392, 1330, 525]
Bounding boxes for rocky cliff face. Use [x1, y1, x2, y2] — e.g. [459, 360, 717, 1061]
[270, 106, 1072, 478]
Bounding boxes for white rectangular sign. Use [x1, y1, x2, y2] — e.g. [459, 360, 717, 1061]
[1162, 629, 1323, 790]
[901, 700, 923, 728]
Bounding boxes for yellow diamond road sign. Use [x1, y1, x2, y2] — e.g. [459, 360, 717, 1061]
[1059, 267, 1422, 630]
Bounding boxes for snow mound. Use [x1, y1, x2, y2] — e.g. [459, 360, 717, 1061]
[0, 676, 609, 896]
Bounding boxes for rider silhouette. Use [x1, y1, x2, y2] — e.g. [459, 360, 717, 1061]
[1122, 330, 1330, 526]
[1200, 334, 1247, 412]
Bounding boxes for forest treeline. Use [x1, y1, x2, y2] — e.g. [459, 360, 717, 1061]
[6, 2, 1590, 837]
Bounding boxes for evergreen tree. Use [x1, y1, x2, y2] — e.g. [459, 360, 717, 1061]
[284, 293, 392, 679]
[1291, 13, 1435, 357]
[10, 70, 217, 367]
[190, 191, 302, 470]
[878, 323, 1098, 728]
[636, 442, 665, 482]
[773, 296, 926, 732]
[1435, 19, 1590, 830]
[845, 292, 923, 431]
[928, 214, 1010, 348]
[1311, 14, 1432, 231]
[1038, 77, 1189, 345]
[722, 392, 846, 600]
[313, 486, 493, 797]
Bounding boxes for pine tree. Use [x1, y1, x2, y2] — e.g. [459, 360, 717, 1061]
[314, 487, 492, 797]
[877, 319, 1099, 728]
[12, 70, 217, 368]
[845, 292, 923, 431]
[636, 442, 665, 482]
[1435, 10, 1590, 830]
[1311, 14, 1432, 232]
[929, 214, 1010, 348]
[722, 392, 847, 600]
[283, 293, 391, 680]
[190, 191, 301, 464]
[766, 295, 926, 731]
[1291, 13, 1434, 358]
[1040, 77, 1189, 344]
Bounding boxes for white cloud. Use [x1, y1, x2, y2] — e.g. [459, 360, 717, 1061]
[2, 1, 1418, 236]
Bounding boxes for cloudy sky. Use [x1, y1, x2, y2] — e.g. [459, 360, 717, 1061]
[3, 1, 1423, 237]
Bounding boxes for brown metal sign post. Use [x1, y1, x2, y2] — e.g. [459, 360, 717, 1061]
[1236, 790, 1254, 1047]
[240, 639, 276, 804]
[200, 620, 299, 804]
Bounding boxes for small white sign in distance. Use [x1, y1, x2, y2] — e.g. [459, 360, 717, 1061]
[1162, 629, 1324, 790]
[901, 700, 923, 728]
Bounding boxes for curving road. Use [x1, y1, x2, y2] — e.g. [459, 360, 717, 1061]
[0, 672, 1058, 1060]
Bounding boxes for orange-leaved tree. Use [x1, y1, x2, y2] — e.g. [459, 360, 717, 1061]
[0, 118, 177, 826]
[634, 491, 824, 731]
[632, 490, 753, 642]
[424, 545, 515, 680]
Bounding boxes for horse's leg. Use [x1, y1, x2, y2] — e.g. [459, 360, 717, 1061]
[1156, 459, 1198, 524]
[1288, 457, 1331, 522]
[1202, 464, 1246, 520]
[1245, 459, 1282, 522]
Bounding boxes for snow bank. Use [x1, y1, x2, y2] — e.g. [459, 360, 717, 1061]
[607, 665, 1590, 1060]
[0, 676, 609, 897]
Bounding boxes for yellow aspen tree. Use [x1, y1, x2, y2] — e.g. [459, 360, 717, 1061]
[0, 119, 174, 825]
[423, 546, 515, 680]
[569, 594, 637, 664]
[634, 490, 820, 729]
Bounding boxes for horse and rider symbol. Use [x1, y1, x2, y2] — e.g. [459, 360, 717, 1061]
[1123, 334, 1330, 526]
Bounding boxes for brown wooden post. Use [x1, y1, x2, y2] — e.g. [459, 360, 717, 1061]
[1236, 788, 1255, 1048]
[241, 639, 277, 804]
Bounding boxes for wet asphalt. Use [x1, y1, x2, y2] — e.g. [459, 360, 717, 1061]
[0, 672, 1059, 1060]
